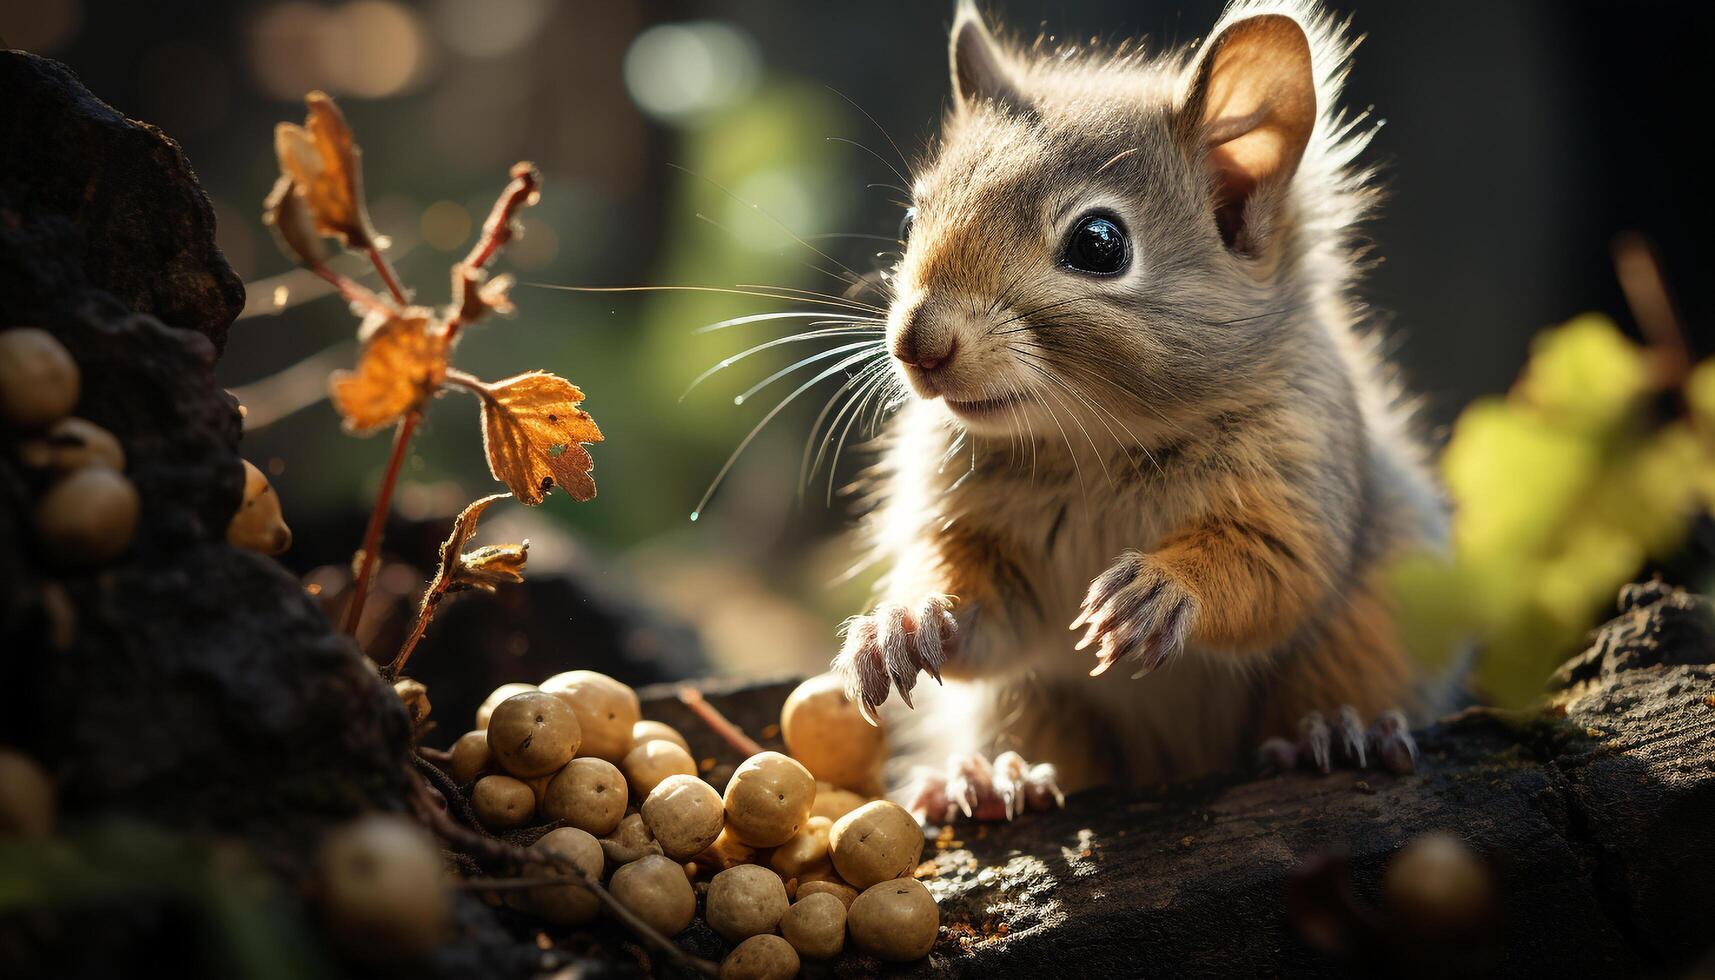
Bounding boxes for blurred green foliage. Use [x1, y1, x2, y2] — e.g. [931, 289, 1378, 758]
[0, 821, 330, 979]
[1393, 314, 1714, 706]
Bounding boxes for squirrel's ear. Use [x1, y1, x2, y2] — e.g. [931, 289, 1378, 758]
[950, 2, 1023, 111]
[1179, 14, 1316, 251]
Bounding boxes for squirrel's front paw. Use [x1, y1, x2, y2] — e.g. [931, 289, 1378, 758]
[834, 596, 958, 723]
[1071, 551, 1197, 678]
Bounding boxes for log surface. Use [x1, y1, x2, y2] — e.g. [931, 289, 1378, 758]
[642, 584, 1715, 978]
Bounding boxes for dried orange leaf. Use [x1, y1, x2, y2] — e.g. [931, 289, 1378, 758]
[262, 174, 329, 267]
[476, 371, 603, 504]
[274, 91, 380, 252]
[329, 309, 449, 433]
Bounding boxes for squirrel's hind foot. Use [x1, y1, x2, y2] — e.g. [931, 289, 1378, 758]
[906, 750, 1064, 824]
[1258, 707, 1418, 775]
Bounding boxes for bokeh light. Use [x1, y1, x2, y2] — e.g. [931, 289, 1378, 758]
[248, 0, 430, 100]
[429, 0, 553, 60]
[622, 21, 759, 123]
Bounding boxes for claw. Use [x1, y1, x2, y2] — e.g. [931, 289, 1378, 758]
[1299, 710, 1332, 774]
[1369, 709, 1418, 774]
[906, 765, 953, 824]
[879, 604, 918, 709]
[913, 597, 953, 684]
[1334, 705, 1367, 768]
[992, 751, 1029, 821]
[1024, 762, 1065, 810]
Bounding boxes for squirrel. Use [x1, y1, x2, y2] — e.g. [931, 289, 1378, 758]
[831, 0, 1450, 822]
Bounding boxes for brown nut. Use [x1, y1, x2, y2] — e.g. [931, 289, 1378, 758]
[723, 751, 815, 848]
[693, 824, 758, 873]
[1383, 831, 1496, 935]
[829, 800, 922, 889]
[705, 864, 789, 943]
[780, 672, 885, 794]
[34, 467, 139, 568]
[525, 827, 604, 925]
[317, 814, 450, 957]
[487, 691, 581, 778]
[226, 459, 292, 555]
[392, 677, 430, 727]
[622, 738, 698, 799]
[640, 773, 724, 860]
[0, 748, 55, 837]
[447, 730, 492, 783]
[720, 933, 800, 980]
[632, 719, 691, 753]
[610, 853, 696, 937]
[809, 783, 870, 822]
[17, 417, 123, 472]
[780, 891, 846, 960]
[0, 328, 79, 429]
[472, 774, 536, 831]
[541, 757, 627, 836]
[540, 670, 640, 763]
[600, 812, 663, 866]
[769, 815, 831, 879]
[847, 877, 939, 961]
[475, 682, 537, 730]
[794, 879, 857, 909]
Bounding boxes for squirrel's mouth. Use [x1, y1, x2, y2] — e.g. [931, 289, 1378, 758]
[944, 393, 1029, 420]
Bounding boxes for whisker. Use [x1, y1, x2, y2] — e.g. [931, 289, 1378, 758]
[989, 295, 1100, 335]
[823, 363, 897, 503]
[801, 356, 893, 494]
[824, 85, 916, 187]
[1020, 360, 1115, 487]
[1205, 304, 1310, 327]
[668, 163, 871, 291]
[736, 282, 887, 315]
[691, 347, 885, 523]
[682, 327, 883, 400]
[1014, 348, 1173, 475]
[732, 340, 885, 407]
[1011, 365, 1084, 496]
[525, 282, 878, 315]
[692, 212, 860, 291]
[827, 137, 913, 192]
[693, 310, 880, 334]
[864, 182, 913, 199]
[806, 232, 899, 243]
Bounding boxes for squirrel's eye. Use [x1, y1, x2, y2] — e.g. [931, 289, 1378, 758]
[899, 207, 917, 244]
[1061, 213, 1130, 276]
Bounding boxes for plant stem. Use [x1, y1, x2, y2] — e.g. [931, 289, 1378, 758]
[677, 687, 764, 757]
[389, 587, 440, 675]
[340, 409, 421, 637]
[367, 246, 410, 305]
[406, 769, 718, 976]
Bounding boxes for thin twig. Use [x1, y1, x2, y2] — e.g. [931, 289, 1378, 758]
[309, 262, 390, 316]
[1612, 232, 1692, 390]
[677, 687, 763, 757]
[390, 589, 443, 676]
[367, 246, 410, 305]
[340, 409, 421, 636]
[466, 163, 541, 273]
[407, 770, 718, 977]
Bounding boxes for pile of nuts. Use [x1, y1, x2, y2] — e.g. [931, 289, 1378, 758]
[0, 326, 291, 566]
[445, 669, 939, 977]
[2, 328, 138, 568]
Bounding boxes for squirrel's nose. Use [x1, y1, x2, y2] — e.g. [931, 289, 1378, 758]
[893, 327, 956, 373]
